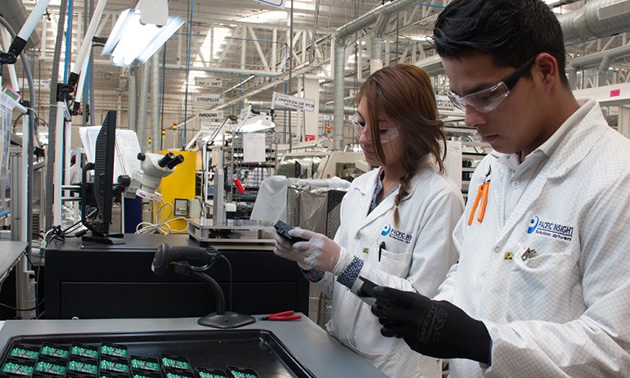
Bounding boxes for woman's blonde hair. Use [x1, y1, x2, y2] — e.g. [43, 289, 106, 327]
[356, 64, 446, 226]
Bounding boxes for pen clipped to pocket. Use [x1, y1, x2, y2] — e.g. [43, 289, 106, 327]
[378, 241, 386, 262]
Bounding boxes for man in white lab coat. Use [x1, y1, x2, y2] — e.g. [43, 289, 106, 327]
[370, 0, 630, 376]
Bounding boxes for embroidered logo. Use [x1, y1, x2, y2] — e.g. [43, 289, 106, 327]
[381, 224, 391, 236]
[527, 216, 574, 241]
[381, 224, 413, 244]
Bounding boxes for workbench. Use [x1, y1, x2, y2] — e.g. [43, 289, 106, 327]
[43, 234, 308, 319]
[0, 315, 387, 377]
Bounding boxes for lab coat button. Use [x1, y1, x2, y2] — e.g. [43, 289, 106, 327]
[511, 181, 520, 188]
[494, 247, 500, 253]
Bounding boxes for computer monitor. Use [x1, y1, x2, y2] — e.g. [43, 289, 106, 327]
[81, 110, 124, 244]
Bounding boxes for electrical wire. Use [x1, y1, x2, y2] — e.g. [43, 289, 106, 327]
[217, 254, 233, 312]
[0, 297, 44, 313]
[135, 201, 188, 234]
[41, 208, 97, 249]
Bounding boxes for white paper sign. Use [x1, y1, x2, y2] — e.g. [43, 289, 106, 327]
[197, 110, 224, 119]
[79, 126, 142, 183]
[194, 93, 225, 104]
[195, 77, 223, 87]
[21, 79, 51, 91]
[242, 132, 266, 163]
[200, 120, 221, 135]
[436, 94, 455, 111]
[272, 92, 315, 112]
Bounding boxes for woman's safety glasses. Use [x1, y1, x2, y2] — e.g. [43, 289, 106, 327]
[351, 113, 400, 144]
[446, 55, 538, 113]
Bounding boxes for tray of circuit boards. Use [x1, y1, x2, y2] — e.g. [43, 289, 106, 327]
[0, 329, 314, 378]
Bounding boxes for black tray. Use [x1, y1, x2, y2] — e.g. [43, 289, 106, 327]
[0, 329, 315, 378]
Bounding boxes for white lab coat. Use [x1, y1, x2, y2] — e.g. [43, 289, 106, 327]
[438, 98, 630, 377]
[313, 165, 464, 378]
[70, 163, 82, 185]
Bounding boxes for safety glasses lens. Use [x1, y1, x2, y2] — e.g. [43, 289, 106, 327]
[380, 128, 399, 143]
[447, 81, 510, 113]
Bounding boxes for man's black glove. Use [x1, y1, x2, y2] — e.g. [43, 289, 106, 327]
[371, 286, 492, 364]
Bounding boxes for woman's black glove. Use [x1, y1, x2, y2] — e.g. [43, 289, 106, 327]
[371, 286, 492, 364]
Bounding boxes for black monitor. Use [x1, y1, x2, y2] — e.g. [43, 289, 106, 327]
[81, 110, 124, 245]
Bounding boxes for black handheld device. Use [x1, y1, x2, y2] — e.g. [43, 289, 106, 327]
[358, 276, 378, 297]
[274, 220, 308, 244]
[357, 276, 398, 307]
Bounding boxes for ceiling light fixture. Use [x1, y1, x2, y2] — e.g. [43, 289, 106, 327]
[236, 109, 276, 133]
[101, 2, 184, 67]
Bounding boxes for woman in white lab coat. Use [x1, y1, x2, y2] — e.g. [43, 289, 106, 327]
[274, 64, 464, 377]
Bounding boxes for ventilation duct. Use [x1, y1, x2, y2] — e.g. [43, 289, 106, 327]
[557, 0, 630, 42]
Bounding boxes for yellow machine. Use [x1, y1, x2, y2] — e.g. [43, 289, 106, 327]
[153, 150, 197, 232]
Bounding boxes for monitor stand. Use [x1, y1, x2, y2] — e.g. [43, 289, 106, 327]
[82, 233, 125, 245]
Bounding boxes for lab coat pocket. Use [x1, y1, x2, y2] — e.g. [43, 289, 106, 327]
[508, 245, 578, 320]
[378, 248, 412, 277]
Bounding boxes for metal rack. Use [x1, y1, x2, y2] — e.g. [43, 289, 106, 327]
[222, 130, 278, 219]
[444, 125, 491, 200]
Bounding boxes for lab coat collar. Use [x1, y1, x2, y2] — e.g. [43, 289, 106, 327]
[543, 98, 608, 179]
[492, 98, 606, 180]
[491, 98, 608, 245]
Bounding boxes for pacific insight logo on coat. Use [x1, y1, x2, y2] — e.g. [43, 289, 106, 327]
[381, 224, 413, 244]
[527, 216, 574, 241]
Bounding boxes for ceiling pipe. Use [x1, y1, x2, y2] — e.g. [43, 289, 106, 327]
[415, 54, 444, 76]
[567, 43, 630, 88]
[568, 43, 630, 69]
[370, 13, 391, 74]
[417, 0, 630, 88]
[557, 0, 630, 42]
[333, 0, 418, 150]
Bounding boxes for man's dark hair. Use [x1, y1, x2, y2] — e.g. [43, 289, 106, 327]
[433, 0, 569, 86]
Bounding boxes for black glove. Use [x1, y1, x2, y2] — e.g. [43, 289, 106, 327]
[371, 286, 491, 364]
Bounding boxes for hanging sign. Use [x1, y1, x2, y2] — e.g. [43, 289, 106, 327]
[272, 92, 315, 112]
[435, 94, 455, 111]
[194, 93, 225, 104]
[195, 77, 223, 88]
[197, 110, 224, 119]
[21, 78, 50, 90]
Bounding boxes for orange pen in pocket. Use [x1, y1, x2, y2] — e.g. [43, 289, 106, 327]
[467, 166, 491, 225]
[467, 184, 484, 225]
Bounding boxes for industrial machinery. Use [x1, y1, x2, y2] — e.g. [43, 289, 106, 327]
[276, 150, 370, 181]
[121, 151, 185, 202]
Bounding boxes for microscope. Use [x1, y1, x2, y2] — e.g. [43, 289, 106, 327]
[120, 151, 185, 201]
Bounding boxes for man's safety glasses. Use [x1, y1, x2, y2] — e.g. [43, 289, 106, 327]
[351, 114, 400, 144]
[447, 55, 538, 113]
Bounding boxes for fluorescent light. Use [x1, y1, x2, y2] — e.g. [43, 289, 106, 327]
[101, 8, 184, 67]
[237, 114, 276, 133]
